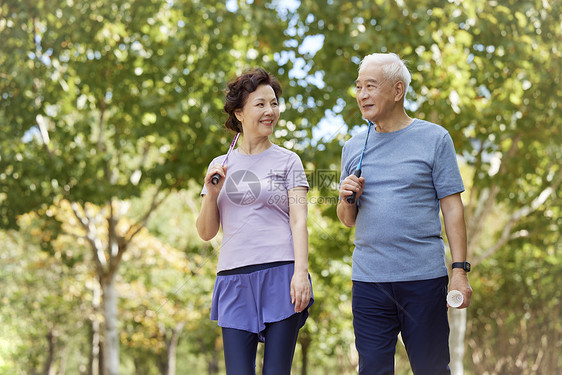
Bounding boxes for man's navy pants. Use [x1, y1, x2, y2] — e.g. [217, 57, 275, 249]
[352, 276, 451, 375]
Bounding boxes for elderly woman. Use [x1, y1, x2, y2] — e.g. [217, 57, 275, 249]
[197, 67, 313, 375]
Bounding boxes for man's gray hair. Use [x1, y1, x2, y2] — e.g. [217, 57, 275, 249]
[359, 53, 411, 92]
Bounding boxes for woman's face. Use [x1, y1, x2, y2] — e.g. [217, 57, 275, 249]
[235, 84, 280, 138]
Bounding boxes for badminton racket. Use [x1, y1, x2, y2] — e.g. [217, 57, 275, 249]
[346, 120, 374, 204]
[211, 132, 240, 185]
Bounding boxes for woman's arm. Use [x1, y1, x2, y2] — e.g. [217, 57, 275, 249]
[196, 165, 227, 241]
[196, 195, 221, 241]
[288, 186, 311, 313]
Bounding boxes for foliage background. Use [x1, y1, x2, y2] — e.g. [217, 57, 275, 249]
[1, 0, 560, 374]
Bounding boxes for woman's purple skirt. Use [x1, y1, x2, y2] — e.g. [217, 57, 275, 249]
[211, 261, 313, 342]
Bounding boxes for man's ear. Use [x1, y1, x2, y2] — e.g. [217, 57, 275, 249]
[394, 81, 406, 102]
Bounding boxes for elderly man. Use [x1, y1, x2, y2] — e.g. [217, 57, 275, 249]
[337, 52, 472, 374]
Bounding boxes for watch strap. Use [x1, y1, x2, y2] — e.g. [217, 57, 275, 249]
[452, 261, 471, 272]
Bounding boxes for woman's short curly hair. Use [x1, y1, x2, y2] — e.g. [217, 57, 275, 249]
[224, 67, 282, 133]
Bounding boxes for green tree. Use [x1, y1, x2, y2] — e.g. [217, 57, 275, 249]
[2, 0, 560, 374]
[0, 213, 92, 374]
[0, 1, 293, 373]
[118, 189, 221, 375]
[288, 0, 561, 373]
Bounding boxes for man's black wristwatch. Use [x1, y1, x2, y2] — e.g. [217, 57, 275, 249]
[452, 261, 471, 272]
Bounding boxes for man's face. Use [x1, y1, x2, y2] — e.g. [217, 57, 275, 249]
[355, 63, 394, 122]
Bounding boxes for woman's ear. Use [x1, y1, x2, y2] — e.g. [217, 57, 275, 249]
[234, 109, 243, 123]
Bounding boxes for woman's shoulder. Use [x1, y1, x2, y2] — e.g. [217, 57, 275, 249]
[208, 153, 227, 167]
[269, 143, 301, 159]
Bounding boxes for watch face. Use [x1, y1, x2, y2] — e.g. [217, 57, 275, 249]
[465, 263, 471, 271]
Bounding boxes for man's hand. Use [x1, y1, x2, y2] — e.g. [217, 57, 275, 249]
[448, 269, 472, 309]
[339, 174, 365, 202]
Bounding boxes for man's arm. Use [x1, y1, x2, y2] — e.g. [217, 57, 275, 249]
[337, 175, 365, 227]
[441, 192, 472, 308]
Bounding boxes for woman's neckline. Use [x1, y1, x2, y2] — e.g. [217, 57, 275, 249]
[235, 143, 275, 156]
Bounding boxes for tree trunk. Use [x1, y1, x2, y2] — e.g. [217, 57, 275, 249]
[57, 345, 68, 375]
[89, 280, 102, 375]
[449, 308, 467, 375]
[546, 304, 560, 374]
[300, 337, 310, 375]
[165, 322, 186, 375]
[208, 351, 219, 375]
[43, 330, 56, 375]
[101, 274, 119, 375]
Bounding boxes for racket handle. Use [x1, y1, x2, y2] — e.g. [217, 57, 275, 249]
[211, 173, 221, 185]
[346, 169, 362, 204]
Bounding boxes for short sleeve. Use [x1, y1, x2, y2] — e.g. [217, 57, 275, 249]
[339, 141, 352, 185]
[285, 153, 309, 191]
[432, 133, 465, 199]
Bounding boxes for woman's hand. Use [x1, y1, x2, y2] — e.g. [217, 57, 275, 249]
[204, 164, 228, 197]
[196, 164, 227, 241]
[291, 271, 311, 313]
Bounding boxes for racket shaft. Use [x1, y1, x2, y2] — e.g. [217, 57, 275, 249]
[210, 133, 240, 185]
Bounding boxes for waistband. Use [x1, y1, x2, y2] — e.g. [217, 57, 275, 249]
[217, 261, 294, 276]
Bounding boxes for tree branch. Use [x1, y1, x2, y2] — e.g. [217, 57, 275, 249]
[125, 188, 169, 244]
[467, 185, 499, 257]
[466, 133, 522, 258]
[473, 171, 561, 265]
[71, 202, 108, 272]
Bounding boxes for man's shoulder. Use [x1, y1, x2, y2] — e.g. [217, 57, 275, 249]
[411, 119, 449, 137]
[344, 128, 369, 147]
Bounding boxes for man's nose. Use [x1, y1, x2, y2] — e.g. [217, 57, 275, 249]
[357, 87, 368, 101]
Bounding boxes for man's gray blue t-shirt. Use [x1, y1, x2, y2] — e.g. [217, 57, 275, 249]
[340, 119, 465, 283]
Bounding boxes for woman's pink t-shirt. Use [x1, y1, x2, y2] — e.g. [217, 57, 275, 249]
[201, 144, 309, 272]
